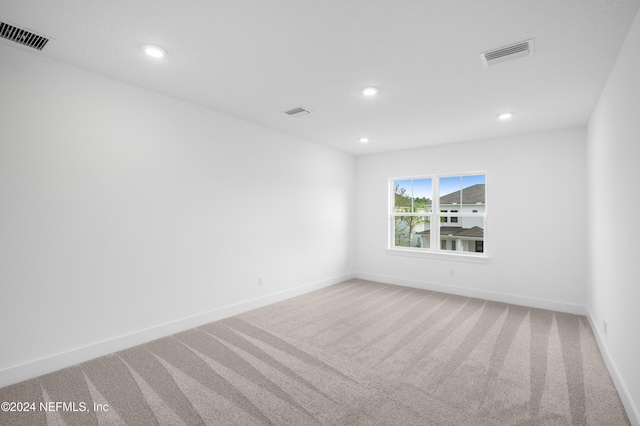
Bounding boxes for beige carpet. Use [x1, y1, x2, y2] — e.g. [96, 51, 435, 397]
[0, 279, 630, 425]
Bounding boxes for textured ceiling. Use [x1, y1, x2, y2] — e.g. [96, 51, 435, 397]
[2, 0, 639, 155]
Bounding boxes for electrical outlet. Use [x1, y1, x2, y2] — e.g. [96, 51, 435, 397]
[258, 276, 263, 286]
[603, 320, 608, 335]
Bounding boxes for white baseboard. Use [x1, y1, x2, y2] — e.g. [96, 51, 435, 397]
[587, 309, 640, 426]
[0, 273, 354, 389]
[355, 272, 587, 315]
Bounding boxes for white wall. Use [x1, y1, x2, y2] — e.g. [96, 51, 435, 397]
[355, 127, 587, 312]
[0, 44, 355, 386]
[587, 7, 640, 424]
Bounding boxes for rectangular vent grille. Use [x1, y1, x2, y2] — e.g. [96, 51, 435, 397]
[0, 22, 50, 50]
[481, 39, 534, 66]
[284, 107, 312, 117]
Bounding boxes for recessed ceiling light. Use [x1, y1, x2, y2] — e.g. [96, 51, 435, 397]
[361, 87, 379, 96]
[498, 112, 513, 120]
[359, 137, 370, 143]
[143, 44, 167, 58]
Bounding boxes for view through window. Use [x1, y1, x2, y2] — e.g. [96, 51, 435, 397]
[391, 174, 486, 255]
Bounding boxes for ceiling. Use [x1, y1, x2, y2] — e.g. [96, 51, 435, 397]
[2, 1, 639, 156]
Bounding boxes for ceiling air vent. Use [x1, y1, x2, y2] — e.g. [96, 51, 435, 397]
[0, 22, 50, 51]
[283, 107, 312, 117]
[481, 39, 534, 66]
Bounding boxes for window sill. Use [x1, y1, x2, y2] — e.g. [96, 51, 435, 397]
[386, 248, 491, 264]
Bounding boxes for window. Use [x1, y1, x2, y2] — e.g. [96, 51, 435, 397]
[390, 173, 486, 257]
[440, 210, 448, 223]
[392, 178, 432, 248]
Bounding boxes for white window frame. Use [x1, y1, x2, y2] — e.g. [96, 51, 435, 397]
[387, 172, 489, 263]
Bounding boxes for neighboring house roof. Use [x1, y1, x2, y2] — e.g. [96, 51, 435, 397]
[440, 184, 485, 204]
[417, 226, 484, 238]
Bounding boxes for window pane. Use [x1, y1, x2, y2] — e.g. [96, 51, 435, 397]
[461, 175, 486, 210]
[439, 176, 462, 206]
[394, 216, 431, 248]
[394, 179, 412, 212]
[439, 222, 484, 252]
[412, 178, 432, 213]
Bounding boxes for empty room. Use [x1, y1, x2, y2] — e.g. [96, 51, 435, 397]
[1, 1, 639, 425]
